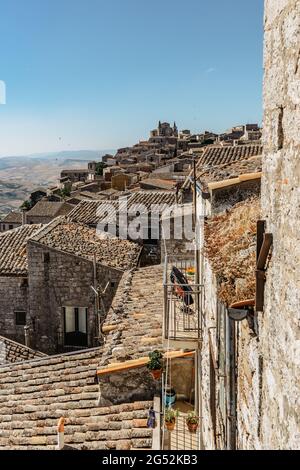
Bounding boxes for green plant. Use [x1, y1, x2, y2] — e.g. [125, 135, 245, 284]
[164, 408, 179, 423]
[57, 188, 71, 199]
[186, 411, 199, 425]
[147, 350, 163, 371]
[95, 162, 107, 176]
[20, 200, 32, 211]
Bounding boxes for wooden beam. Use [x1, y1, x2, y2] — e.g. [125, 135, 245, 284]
[257, 233, 273, 270]
[255, 270, 266, 312]
[96, 350, 195, 376]
[256, 220, 266, 262]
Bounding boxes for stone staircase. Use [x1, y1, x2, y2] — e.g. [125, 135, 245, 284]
[0, 347, 153, 450]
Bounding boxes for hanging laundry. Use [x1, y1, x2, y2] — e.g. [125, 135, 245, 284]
[147, 407, 156, 429]
[170, 266, 194, 307]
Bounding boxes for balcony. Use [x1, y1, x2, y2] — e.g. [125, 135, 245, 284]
[163, 256, 203, 347]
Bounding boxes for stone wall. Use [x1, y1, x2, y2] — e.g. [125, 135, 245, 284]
[258, 0, 300, 449]
[211, 180, 261, 215]
[0, 276, 29, 344]
[98, 366, 161, 406]
[27, 241, 123, 354]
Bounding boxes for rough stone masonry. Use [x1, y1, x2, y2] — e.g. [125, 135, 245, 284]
[260, 0, 300, 449]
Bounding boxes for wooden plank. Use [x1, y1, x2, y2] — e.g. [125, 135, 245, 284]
[255, 270, 266, 312]
[257, 233, 273, 270]
[96, 350, 195, 376]
[230, 299, 255, 309]
[256, 220, 266, 262]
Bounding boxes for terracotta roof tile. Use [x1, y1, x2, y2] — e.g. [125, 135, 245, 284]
[198, 145, 263, 167]
[100, 265, 164, 367]
[26, 201, 73, 218]
[198, 156, 262, 190]
[0, 224, 43, 275]
[0, 348, 152, 450]
[31, 217, 141, 271]
[0, 336, 46, 364]
[1, 211, 23, 224]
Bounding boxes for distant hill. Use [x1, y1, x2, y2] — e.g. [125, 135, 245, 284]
[0, 149, 116, 217]
[0, 150, 115, 170]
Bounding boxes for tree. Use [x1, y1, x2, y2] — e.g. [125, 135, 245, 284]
[95, 162, 107, 176]
[20, 200, 32, 211]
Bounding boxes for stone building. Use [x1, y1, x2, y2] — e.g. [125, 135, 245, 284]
[0, 224, 43, 344]
[0, 210, 23, 232]
[0, 219, 141, 354]
[25, 200, 74, 225]
[171, 1, 299, 451]
[256, 0, 300, 449]
[60, 169, 89, 183]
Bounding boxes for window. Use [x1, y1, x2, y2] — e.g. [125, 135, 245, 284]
[15, 311, 26, 326]
[63, 307, 88, 347]
[9, 225, 13, 230]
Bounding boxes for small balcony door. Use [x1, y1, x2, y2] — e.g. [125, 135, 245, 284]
[63, 307, 88, 347]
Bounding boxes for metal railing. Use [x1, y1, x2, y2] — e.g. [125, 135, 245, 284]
[162, 412, 201, 450]
[163, 256, 203, 342]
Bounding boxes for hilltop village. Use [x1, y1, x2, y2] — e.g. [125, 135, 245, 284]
[0, 11, 299, 449]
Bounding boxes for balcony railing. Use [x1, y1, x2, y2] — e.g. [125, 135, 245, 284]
[163, 256, 203, 342]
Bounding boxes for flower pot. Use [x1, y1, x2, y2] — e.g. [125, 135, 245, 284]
[150, 369, 162, 380]
[165, 420, 176, 432]
[186, 421, 198, 434]
[164, 387, 176, 408]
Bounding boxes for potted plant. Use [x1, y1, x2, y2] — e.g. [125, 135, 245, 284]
[164, 408, 178, 432]
[186, 411, 199, 434]
[147, 350, 163, 380]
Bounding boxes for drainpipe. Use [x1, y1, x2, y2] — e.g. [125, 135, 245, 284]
[56, 417, 65, 450]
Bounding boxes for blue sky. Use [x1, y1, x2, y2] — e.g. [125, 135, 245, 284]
[0, 0, 264, 156]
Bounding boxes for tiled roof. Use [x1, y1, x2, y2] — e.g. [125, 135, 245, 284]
[0, 336, 46, 365]
[0, 224, 43, 275]
[100, 265, 164, 368]
[126, 191, 176, 211]
[140, 179, 177, 190]
[198, 156, 262, 190]
[31, 218, 141, 271]
[1, 211, 22, 224]
[198, 145, 263, 168]
[26, 201, 74, 218]
[0, 348, 153, 450]
[69, 192, 177, 226]
[68, 200, 121, 226]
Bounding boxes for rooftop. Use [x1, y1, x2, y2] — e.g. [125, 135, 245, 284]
[1, 211, 22, 224]
[0, 348, 153, 450]
[126, 191, 177, 212]
[204, 196, 260, 306]
[99, 265, 164, 368]
[0, 224, 43, 275]
[140, 178, 177, 191]
[198, 156, 262, 191]
[26, 201, 74, 218]
[0, 336, 46, 365]
[68, 200, 121, 226]
[68, 191, 177, 226]
[198, 144, 263, 168]
[31, 217, 141, 271]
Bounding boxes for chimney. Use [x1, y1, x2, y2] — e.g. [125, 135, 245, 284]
[57, 417, 65, 450]
[22, 210, 27, 225]
[24, 326, 30, 348]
